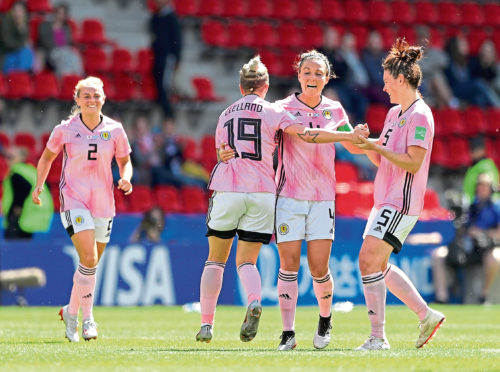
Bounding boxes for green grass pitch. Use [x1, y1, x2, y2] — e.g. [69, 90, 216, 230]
[0, 305, 499, 371]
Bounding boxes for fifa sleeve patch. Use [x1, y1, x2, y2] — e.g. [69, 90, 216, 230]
[337, 123, 352, 132]
[415, 126, 426, 140]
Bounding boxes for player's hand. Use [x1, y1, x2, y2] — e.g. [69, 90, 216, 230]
[118, 179, 133, 195]
[218, 143, 236, 163]
[31, 185, 44, 205]
[353, 135, 377, 150]
[351, 124, 370, 143]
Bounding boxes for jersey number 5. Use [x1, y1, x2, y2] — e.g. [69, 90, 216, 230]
[224, 118, 262, 161]
[382, 129, 393, 147]
[88, 143, 98, 160]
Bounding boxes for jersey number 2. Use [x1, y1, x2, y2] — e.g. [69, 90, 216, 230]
[224, 118, 262, 161]
[88, 144, 97, 160]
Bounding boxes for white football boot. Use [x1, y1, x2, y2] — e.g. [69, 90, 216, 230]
[416, 308, 445, 348]
[59, 305, 79, 342]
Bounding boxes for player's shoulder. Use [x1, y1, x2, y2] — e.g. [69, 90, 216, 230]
[410, 99, 434, 122]
[274, 94, 296, 108]
[319, 95, 343, 110]
[102, 115, 125, 130]
[54, 115, 77, 131]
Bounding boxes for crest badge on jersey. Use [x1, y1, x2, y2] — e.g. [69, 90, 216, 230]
[100, 131, 111, 141]
[278, 223, 289, 235]
[398, 118, 406, 128]
[74, 216, 84, 225]
[322, 110, 333, 120]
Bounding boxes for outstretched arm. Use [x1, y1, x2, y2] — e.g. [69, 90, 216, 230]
[32, 148, 58, 205]
[116, 155, 133, 195]
[284, 123, 369, 144]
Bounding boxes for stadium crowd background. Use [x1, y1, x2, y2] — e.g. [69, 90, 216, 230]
[0, 0, 498, 217]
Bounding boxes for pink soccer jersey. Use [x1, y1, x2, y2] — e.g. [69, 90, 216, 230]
[46, 114, 131, 217]
[275, 93, 351, 201]
[208, 94, 297, 193]
[373, 99, 434, 216]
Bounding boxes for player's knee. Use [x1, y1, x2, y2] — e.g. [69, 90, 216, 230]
[80, 253, 98, 268]
[309, 263, 329, 278]
[280, 256, 300, 272]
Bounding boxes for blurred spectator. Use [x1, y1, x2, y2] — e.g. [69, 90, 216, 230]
[432, 173, 500, 304]
[131, 206, 165, 242]
[320, 29, 368, 123]
[416, 26, 457, 109]
[0, 2, 34, 74]
[445, 36, 494, 107]
[151, 119, 206, 188]
[2, 147, 53, 239]
[149, 0, 182, 118]
[463, 136, 499, 205]
[129, 115, 161, 185]
[38, 3, 83, 76]
[361, 31, 389, 105]
[470, 40, 500, 108]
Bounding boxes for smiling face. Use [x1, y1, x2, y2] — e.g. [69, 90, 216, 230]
[75, 86, 105, 116]
[298, 58, 329, 99]
[382, 69, 403, 104]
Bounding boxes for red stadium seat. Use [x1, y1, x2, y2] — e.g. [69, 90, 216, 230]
[199, 135, 217, 172]
[181, 186, 208, 214]
[109, 74, 137, 102]
[82, 46, 108, 75]
[295, 0, 321, 21]
[0, 0, 16, 12]
[58, 74, 82, 101]
[0, 155, 8, 181]
[191, 76, 224, 102]
[4, 72, 33, 100]
[113, 187, 129, 213]
[245, 0, 272, 18]
[483, 3, 500, 28]
[485, 138, 498, 162]
[460, 2, 484, 27]
[110, 48, 133, 74]
[390, 0, 414, 25]
[318, 0, 344, 22]
[225, 20, 252, 49]
[79, 19, 107, 45]
[201, 19, 226, 47]
[0, 73, 5, 96]
[155, 185, 183, 213]
[484, 108, 500, 136]
[29, 16, 44, 44]
[343, 0, 367, 23]
[368, 0, 392, 24]
[349, 25, 369, 51]
[335, 161, 359, 184]
[396, 26, 416, 45]
[27, 0, 52, 12]
[365, 104, 387, 134]
[438, 107, 466, 137]
[335, 189, 360, 217]
[467, 29, 489, 56]
[258, 49, 281, 76]
[275, 22, 303, 50]
[431, 138, 446, 167]
[173, 0, 197, 17]
[274, 49, 297, 78]
[197, 0, 222, 17]
[414, 1, 438, 25]
[493, 29, 500, 57]
[444, 138, 471, 169]
[128, 185, 154, 213]
[301, 22, 324, 49]
[429, 28, 444, 50]
[270, 0, 297, 20]
[249, 21, 277, 49]
[50, 184, 60, 211]
[133, 48, 154, 75]
[437, 2, 461, 26]
[376, 25, 396, 51]
[14, 132, 37, 152]
[463, 106, 487, 137]
[0, 131, 10, 148]
[40, 132, 51, 150]
[424, 189, 440, 210]
[178, 136, 197, 162]
[32, 71, 59, 101]
[221, 0, 246, 18]
[136, 73, 157, 101]
[46, 153, 62, 185]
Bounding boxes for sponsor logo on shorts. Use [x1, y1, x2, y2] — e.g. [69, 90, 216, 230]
[278, 223, 289, 235]
[322, 110, 332, 120]
[74, 216, 84, 225]
[100, 131, 111, 141]
[373, 225, 382, 232]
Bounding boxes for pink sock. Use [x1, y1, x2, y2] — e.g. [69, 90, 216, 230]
[362, 271, 387, 339]
[237, 262, 261, 304]
[384, 264, 428, 321]
[277, 269, 298, 331]
[68, 270, 80, 316]
[312, 271, 333, 317]
[75, 264, 96, 320]
[200, 261, 225, 325]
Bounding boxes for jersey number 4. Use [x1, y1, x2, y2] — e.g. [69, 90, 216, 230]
[224, 118, 262, 161]
[88, 143, 98, 160]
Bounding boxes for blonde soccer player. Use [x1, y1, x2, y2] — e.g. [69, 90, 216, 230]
[32, 76, 133, 342]
[196, 56, 368, 344]
[353, 39, 445, 350]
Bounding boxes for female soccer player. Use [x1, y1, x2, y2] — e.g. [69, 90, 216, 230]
[353, 39, 445, 350]
[32, 76, 133, 342]
[196, 56, 368, 344]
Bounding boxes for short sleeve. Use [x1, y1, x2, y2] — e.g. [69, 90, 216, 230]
[46, 125, 65, 154]
[325, 105, 350, 131]
[115, 125, 132, 158]
[407, 112, 432, 150]
[277, 110, 297, 131]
